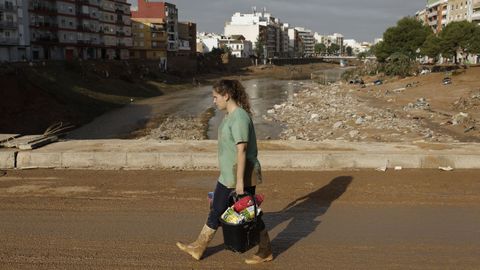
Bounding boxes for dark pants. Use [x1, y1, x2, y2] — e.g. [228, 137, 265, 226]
[206, 182, 257, 230]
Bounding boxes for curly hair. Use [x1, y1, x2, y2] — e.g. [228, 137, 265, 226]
[213, 79, 252, 116]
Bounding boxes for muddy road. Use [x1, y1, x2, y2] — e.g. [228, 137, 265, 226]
[1, 169, 479, 269]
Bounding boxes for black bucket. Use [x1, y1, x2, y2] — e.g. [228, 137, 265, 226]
[220, 192, 263, 253]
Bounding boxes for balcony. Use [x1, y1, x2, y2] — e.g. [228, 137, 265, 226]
[150, 25, 165, 32]
[0, 21, 17, 29]
[0, 3, 16, 11]
[30, 21, 59, 30]
[32, 36, 60, 43]
[30, 5, 58, 15]
[77, 25, 97, 33]
[472, 12, 480, 21]
[0, 37, 19, 45]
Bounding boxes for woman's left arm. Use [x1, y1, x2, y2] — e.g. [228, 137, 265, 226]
[235, 142, 247, 195]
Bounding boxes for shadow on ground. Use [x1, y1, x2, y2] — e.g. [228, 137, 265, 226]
[266, 176, 353, 257]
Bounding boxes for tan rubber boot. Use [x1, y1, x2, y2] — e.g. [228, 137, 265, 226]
[176, 224, 216, 260]
[245, 229, 273, 264]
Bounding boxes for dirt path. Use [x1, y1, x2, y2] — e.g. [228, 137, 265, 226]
[0, 169, 479, 269]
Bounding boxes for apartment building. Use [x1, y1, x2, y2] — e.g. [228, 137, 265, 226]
[314, 33, 344, 55]
[26, 0, 132, 60]
[196, 32, 221, 53]
[131, 18, 167, 59]
[224, 8, 285, 58]
[294, 27, 314, 57]
[426, 0, 448, 33]
[177, 21, 195, 56]
[0, 0, 29, 61]
[415, 8, 428, 25]
[218, 35, 252, 58]
[447, 0, 471, 22]
[131, 1, 178, 55]
[473, 0, 480, 23]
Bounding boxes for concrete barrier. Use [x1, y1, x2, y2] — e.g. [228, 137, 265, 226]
[0, 150, 16, 169]
[9, 140, 480, 170]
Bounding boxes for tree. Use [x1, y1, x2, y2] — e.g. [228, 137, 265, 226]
[384, 52, 414, 77]
[254, 35, 265, 59]
[357, 52, 367, 60]
[467, 26, 480, 56]
[328, 43, 340, 55]
[440, 20, 477, 63]
[374, 17, 432, 62]
[315, 43, 326, 55]
[420, 34, 442, 61]
[346, 46, 353, 56]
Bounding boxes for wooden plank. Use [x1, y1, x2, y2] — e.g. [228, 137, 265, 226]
[0, 134, 21, 144]
[18, 136, 58, 150]
[2, 135, 43, 148]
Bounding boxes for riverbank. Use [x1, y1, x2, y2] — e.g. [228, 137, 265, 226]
[266, 66, 480, 143]
[0, 61, 337, 137]
[139, 65, 480, 143]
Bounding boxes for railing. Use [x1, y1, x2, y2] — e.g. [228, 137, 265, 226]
[30, 5, 58, 12]
[0, 3, 16, 11]
[77, 25, 97, 32]
[0, 37, 19, 45]
[32, 36, 59, 42]
[0, 21, 17, 28]
[30, 22, 59, 29]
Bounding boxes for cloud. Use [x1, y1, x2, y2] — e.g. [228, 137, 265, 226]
[128, 0, 426, 41]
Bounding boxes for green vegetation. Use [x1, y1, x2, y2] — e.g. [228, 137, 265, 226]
[437, 21, 480, 63]
[327, 43, 341, 55]
[372, 17, 480, 76]
[373, 17, 432, 62]
[346, 46, 353, 56]
[315, 43, 326, 55]
[254, 35, 265, 58]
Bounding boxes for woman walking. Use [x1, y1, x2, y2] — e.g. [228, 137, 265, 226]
[176, 79, 273, 264]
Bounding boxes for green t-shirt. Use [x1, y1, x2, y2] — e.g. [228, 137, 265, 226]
[218, 107, 261, 188]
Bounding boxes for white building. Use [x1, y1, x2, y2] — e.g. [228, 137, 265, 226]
[224, 7, 285, 57]
[426, 0, 448, 33]
[294, 27, 314, 57]
[343, 39, 371, 55]
[219, 35, 252, 58]
[196, 32, 221, 53]
[314, 32, 344, 55]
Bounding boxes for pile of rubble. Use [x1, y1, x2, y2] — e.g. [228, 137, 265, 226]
[263, 82, 455, 142]
[452, 90, 480, 111]
[144, 115, 206, 140]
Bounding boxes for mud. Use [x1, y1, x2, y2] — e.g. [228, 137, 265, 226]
[0, 169, 479, 269]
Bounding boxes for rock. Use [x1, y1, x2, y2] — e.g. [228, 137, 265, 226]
[452, 112, 469, 125]
[355, 117, 364, 125]
[288, 136, 298, 141]
[310, 113, 319, 120]
[349, 130, 359, 138]
[267, 109, 275, 114]
[333, 121, 343, 129]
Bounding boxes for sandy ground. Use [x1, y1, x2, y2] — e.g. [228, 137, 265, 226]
[353, 66, 480, 141]
[0, 169, 479, 269]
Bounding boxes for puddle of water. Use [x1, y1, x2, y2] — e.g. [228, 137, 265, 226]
[207, 78, 307, 139]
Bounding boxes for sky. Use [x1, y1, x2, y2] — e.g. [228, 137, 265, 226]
[128, 0, 427, 42]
